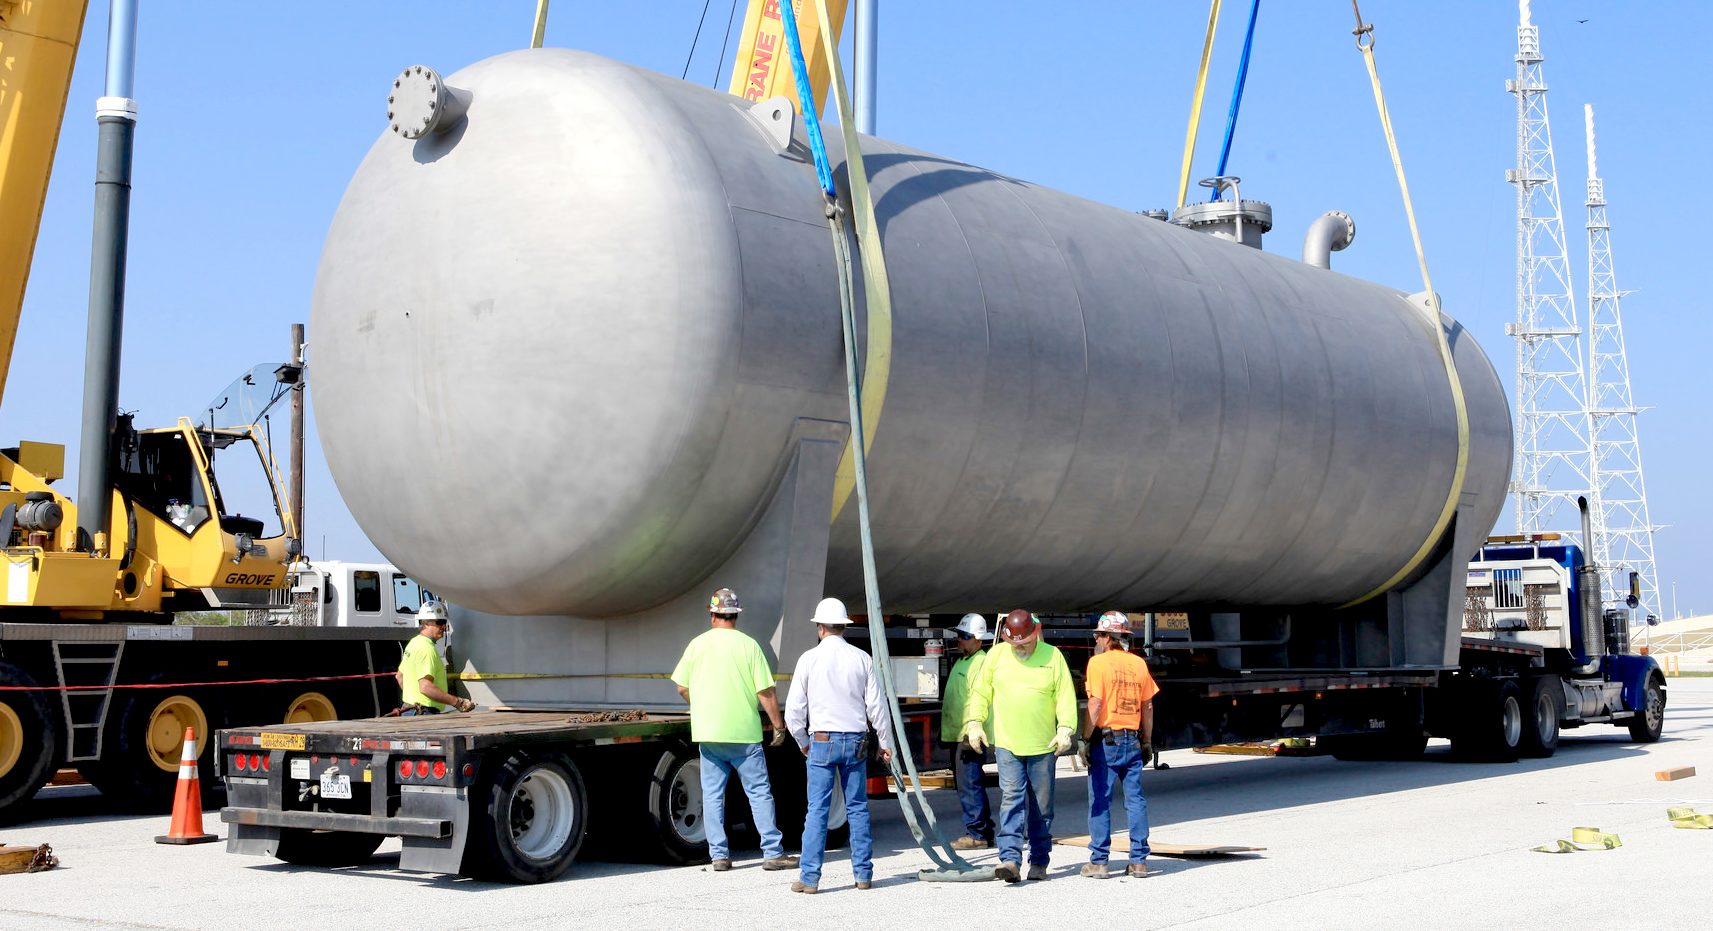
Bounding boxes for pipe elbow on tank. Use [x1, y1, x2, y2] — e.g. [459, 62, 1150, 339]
[1302, 211, 1356, 269]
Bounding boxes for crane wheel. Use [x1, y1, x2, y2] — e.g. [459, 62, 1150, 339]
[283, 692, 338, 724]
[0, 661, 59, 823]
[82, 680, 221, 811]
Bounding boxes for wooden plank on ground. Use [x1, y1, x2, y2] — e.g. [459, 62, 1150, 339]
[1655, 766, 1696, 782]
[0, 845, 51, 875]
[1054, 833, 1265, 857]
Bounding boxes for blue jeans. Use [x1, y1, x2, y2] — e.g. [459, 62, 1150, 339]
[699, 742, 784, 860]
[1087, 730, 1150, 865]
[994, 748, 1055, 867]
[800, 732, 872, 886]
[946, 741, 993, 839]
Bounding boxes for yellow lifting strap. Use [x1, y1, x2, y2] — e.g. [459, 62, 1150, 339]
[810, 0, 895, 523]
[1340, 6, 1471, 607]
[1176, 0, 1224, 209]
[1668, 807, 1713, 829]
[530, 0, 549, 49]
[1531, 826, 1622, 853]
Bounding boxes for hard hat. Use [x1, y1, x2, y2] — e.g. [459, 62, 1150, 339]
[1095, 610, 1130, 635]
[1000, 609, 1039, 644]
[418, 601, 450, 625]
[810, 597, 854, 625]
[709, 588, 743, 615]
[954, 613, 993, 640]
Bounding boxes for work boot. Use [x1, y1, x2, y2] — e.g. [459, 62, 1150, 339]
[951, 835, 993, 850]
[855, 880, 873, 890]
[1026, 863, 1048, 881]
[1080, 862, 1110, 879]
[709, 859, 732, 872]
[994, 861, 1021, 883]
[790, 881, 817, 894]
[1127, 862, 1150, 878]
[761, 855, 800, 871]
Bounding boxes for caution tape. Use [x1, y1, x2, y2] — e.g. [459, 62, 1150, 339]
[451, 672, 792, 682]
[0, 671, 394, 692]
[1531, 826, 1622, 853]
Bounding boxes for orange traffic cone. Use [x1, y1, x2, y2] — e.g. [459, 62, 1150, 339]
[155, 726, 218, 845]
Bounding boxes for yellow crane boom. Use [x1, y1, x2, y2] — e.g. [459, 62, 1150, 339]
[0, 0, 90, 409]
[727, 0, 848, 116]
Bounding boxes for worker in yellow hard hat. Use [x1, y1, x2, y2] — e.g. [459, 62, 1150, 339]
[963, 609, 1076, 883]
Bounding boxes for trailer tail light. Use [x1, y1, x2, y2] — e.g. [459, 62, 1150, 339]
[432, 760, 447, 780]
[250, 754, 262, 771]
[234, 754, 248, 771]
[462, 763, 474, 779]
[398, 760, 413, 780]
[260, 754, 271, 772]
[350, 756, 360, 767]
[415, 760, 430, 779]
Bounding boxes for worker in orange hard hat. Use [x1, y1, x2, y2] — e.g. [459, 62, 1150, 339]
[963, 609, 1076, 883]
[671, 587, 797, 874]
[1080, 610, 1159, 879]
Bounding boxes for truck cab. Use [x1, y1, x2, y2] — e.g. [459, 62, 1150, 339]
[262, 561, 432, 628]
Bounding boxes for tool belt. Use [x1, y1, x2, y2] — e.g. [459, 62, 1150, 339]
[1095, 727, 1138, 743]
[383, 703, 442, 717]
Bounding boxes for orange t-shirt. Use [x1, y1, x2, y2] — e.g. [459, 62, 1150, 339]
[1085, 649, 1158, 731]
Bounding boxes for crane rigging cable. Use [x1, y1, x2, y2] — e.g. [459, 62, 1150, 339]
[1340, 4, 1471, 606]
[1209, 0, 1261, 199]
[776, 0, 980, 879]
[530, 0, 549, 49]
[1176, 0, 1224, 208]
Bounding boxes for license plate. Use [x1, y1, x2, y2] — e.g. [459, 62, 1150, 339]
[320, 773, 352, 800]
[259, 732, 306, 751]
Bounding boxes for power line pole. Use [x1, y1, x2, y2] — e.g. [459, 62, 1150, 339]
[1582, 104, 1660, 619]
[1506, 0, 1592, 543]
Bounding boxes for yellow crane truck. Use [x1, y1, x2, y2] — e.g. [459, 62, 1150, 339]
[0, 0, 411, 821]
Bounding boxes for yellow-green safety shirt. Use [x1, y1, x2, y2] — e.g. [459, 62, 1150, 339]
[941, 648, 991, 743]
[399, 633, 448, 711]
[671, 627, 776, 744]
[964, 641, 1076, 756]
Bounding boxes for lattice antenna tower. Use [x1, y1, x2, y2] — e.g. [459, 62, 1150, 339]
[1583, 104, 1661, 618]
[1506, 0, 1592, 541]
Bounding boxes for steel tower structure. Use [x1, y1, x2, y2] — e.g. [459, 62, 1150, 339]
[1506, 0, 1592, 542]
[1582, 104, 1660, 617]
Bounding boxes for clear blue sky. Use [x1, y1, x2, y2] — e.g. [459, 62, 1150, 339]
[11, 2, 1708, 616]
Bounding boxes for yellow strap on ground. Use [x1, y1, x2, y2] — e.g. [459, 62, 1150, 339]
[1339, 12, 1471, 608]
[1570, 826, 1621, 849]
[1176, 0, 1223, 209]
[530, 0, 549, 48]
[1667, 807, 1713, 829]
[810, 0, 895, 523]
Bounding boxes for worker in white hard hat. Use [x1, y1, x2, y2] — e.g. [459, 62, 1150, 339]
[942, 613, 995, 849]
[671, 588, 797, 873]
[785, 597, 895, 894]
[395, 601, 474, 715]
[964, 609, 1077, 883]
[1080, 610, 1159, 879]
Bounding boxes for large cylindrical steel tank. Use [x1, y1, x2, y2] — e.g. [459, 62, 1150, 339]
[310, 49, 1512, 618]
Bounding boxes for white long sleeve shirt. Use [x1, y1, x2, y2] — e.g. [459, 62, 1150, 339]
[785, 634, 895, 753]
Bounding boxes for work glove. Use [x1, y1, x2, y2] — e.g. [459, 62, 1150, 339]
[455, 698, 476, 713]
[1049, 726, 1075, 756]
[1076, 741, 1091, 769]
[963, 720, 987, 755]
[1141, 740, 1154, 763]
[769, 727, 787, 748]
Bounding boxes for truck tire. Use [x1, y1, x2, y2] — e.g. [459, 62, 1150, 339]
[642, 744, 710, 864]
[1519, 676, 1560, 758]
[1626, 675, 1665, 743]
[1451, 679, 1523, 763]
[82, 679, 221, 811]
[461, 751, 586, 883]
[0, 661, 59, 823]
[274, 829, 385, 867]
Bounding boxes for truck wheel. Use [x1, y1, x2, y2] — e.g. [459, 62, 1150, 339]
[0, 661, 59, 823]
[282, 691, 339, 724]
[462, 752, 586, 883]
[1626, 676, 1665, 743]
[1451, 679, 1523, 763]
[1519, 676, 1560, 758]
[83, 682, 220, 811]
[642, 745, 709, 864]
[274, 829, 385, 867]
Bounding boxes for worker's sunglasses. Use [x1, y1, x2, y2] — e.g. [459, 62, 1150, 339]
[955, 631, 975, 640]
[427, 619, 449, 627]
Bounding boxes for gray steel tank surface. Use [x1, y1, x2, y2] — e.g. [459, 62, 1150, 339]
[310, 48, 1512, 623]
